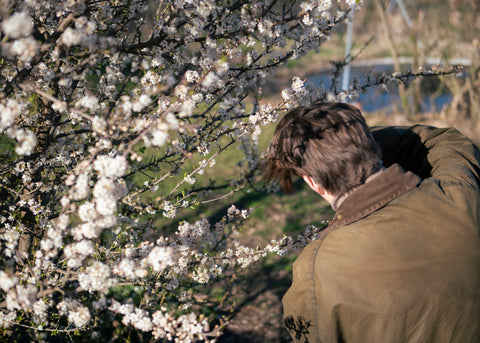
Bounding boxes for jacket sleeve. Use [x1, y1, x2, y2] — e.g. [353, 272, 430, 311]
[282, 236, 342, 343]
[283, 241, 319, 343]
[372, 125, 480, 191]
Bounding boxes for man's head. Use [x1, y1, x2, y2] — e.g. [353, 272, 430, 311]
[263, 102, 382, 195]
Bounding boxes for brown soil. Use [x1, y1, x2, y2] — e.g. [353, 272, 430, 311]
[218, 266, 293, 343]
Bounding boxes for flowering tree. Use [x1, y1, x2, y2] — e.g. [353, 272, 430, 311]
[0, 0, 463, 341]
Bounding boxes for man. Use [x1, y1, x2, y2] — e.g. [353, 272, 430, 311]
[263, 102, 480, 343]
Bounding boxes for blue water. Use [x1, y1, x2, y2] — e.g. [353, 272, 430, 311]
[307, 65, 453, 114]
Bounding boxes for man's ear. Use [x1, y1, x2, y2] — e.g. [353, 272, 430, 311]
[302, 175, 324, 195]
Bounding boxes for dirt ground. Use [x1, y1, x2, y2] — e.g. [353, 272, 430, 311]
[218, 266, 293, 343]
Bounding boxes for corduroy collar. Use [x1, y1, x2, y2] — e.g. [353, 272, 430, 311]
[326, 164, 421, 231]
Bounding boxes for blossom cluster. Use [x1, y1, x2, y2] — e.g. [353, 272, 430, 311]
[0, 0, 355, 339]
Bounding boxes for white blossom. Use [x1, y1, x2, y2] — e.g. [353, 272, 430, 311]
[185, 70, 199, 83]
[165, 112, 179, 129]
[151, 124, 169, 147]
[0, 311, 16, 328]
[93, 177, 127, 200]
[0, 99, 22, 131]
[2, 12, 32, 38]
[215, 60, 229, 75]
[132, 94, 151, 112]
[64, 240, 94, 268]
[95, 196, 117, 216]
[78, 262, 113, 293]
[68, 306, 91, 327]
[145, 246, 177, 272]
[61, 27, 84, 47]
[77, 95, 99, 111]
[78, 201, 98, 222]
[32, 300, 49, 324]
[6, 285, 37, 311]
[96, 214, 117, 229]
[291, 76, 305, 92]
[73, 222, 101, 239]
[113, 259, 140, 280]
[202, 72, 220, 89]
[6, 36, 39, 62]
[123, 308, 153, 332]
[184, 175, 196, 185]
[91, 116, 107, 132]
[14, 129, 37, 155]
[192, 267, 210, 283]
[162, 201, 177, 219]
[71, 173, 90, 200]
[93, 155, 128, 178]
[176, 219, 214, 247]
[0, 271, 18, 292]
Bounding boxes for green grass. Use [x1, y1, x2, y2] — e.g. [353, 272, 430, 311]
[0, 135, 16, 156]
[126, 116, 335, 249]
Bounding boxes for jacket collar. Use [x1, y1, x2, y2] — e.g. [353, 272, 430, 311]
[331, 165, 387, 211]
[326, 164, 421, 231]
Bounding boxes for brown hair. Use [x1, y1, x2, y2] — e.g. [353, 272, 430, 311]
[263, 102, 382, 194]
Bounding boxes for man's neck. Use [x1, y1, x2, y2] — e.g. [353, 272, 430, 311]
[330, 166, 386, 211]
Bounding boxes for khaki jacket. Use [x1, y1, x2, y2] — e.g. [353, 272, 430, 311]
[283, 125, 480, 343]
